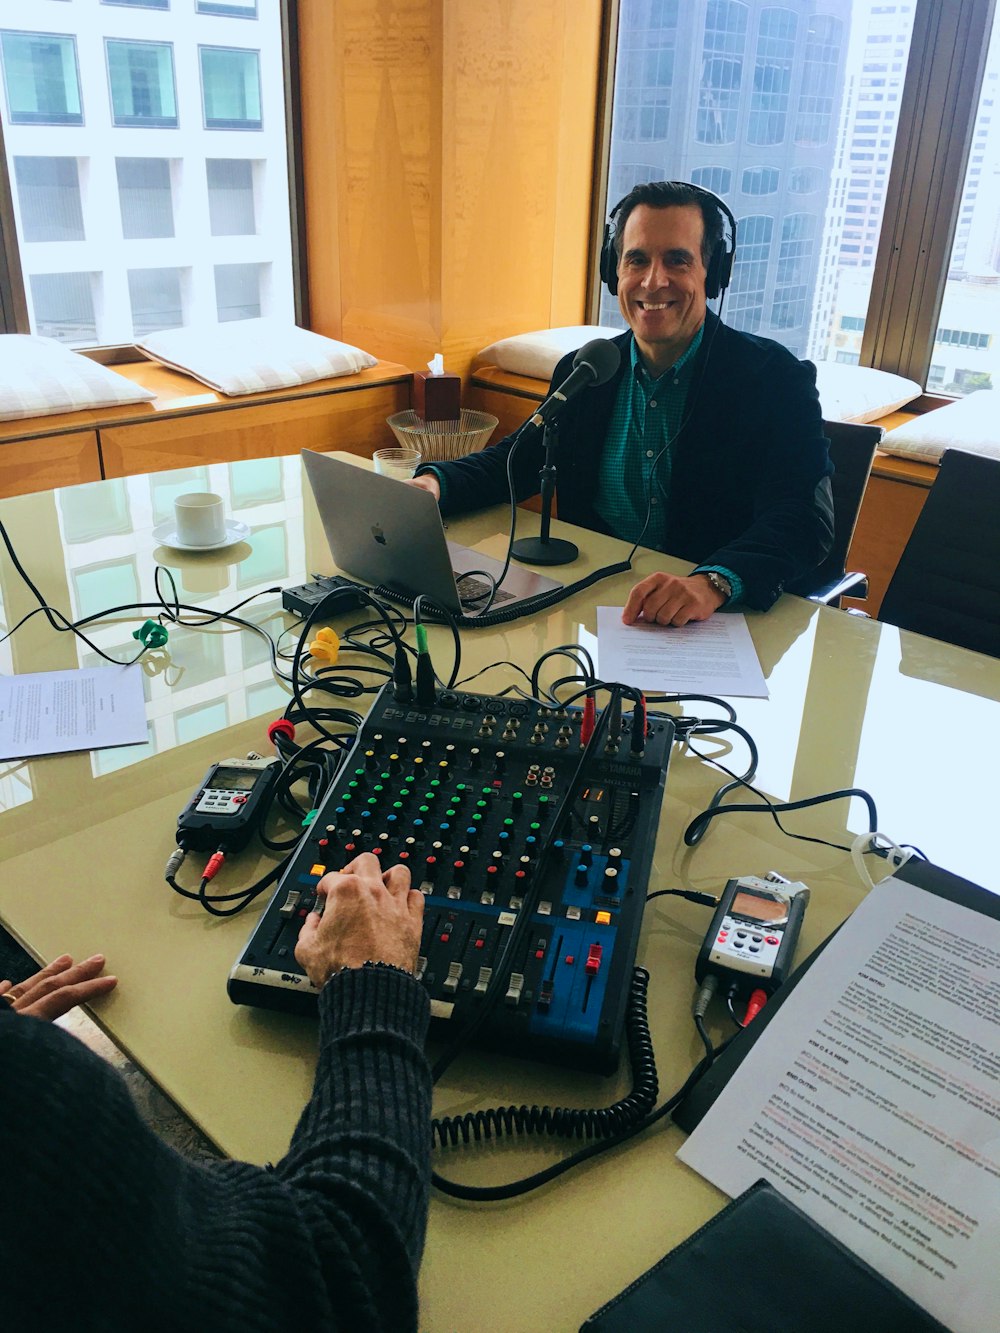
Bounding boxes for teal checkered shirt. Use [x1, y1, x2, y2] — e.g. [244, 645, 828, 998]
[595, 328, 742, 604]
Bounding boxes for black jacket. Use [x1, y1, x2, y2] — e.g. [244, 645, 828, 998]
[432, 314, 834, 609]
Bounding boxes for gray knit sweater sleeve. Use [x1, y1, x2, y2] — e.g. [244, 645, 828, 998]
[0, 965, 432, 1332]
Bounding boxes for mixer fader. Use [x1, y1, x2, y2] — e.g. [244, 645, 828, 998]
[229, 684, 675, 1072]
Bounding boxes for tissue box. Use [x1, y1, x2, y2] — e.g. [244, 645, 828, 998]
[413, 371, 460, 422]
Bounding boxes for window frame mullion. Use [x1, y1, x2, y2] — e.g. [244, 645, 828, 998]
[861, 0, 998, 384]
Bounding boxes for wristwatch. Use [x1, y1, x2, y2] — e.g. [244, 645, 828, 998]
[701, 570, 732, 603]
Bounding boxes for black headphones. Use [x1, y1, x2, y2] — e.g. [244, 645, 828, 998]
[599, 182, 737, 301]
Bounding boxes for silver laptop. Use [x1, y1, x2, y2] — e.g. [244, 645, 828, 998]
[301, 449, 562, 616]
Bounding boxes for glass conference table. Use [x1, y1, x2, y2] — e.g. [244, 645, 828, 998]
[1, 452, 998, 1332]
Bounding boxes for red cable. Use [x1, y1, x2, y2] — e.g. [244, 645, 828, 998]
[744, 988, 768, 1025]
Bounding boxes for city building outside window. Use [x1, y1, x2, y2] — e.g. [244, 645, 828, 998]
[601, 1, 920, 365]
[0, 4, 294, 346]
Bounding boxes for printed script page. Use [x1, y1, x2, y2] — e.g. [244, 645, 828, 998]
[0, 666, 147, 759]
[677, 879, 1000, 1332]
[596, 606, 768, 697]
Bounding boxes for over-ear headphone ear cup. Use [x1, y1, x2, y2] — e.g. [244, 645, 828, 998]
[600, 222, 618, 296]
[705, 242, 723, 301]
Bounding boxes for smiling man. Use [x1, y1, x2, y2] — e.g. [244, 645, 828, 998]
[412, 180, 834, 624]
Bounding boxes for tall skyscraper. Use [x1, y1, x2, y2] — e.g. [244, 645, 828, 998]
[603, 0, 853, 359]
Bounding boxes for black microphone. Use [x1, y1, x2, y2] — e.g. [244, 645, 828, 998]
[528, 338, 620, 429]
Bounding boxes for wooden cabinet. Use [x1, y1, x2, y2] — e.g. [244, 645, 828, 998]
[100, 379, 409, 477]
[0, 359, 411, 499]
[0, 428, 102, 498]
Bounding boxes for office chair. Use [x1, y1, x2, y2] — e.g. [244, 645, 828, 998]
[799, 419, 882, 606]
[877, 447, 1000, 658]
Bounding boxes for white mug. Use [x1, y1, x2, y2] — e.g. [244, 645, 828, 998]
[174, 492, 227, 546]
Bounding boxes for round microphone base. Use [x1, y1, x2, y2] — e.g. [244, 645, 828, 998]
[510, 536, 579, 566]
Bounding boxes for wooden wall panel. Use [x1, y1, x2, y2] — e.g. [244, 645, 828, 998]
[298, 0, 603, 383]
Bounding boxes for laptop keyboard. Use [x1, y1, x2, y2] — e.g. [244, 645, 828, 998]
[454, 573, 515, 605]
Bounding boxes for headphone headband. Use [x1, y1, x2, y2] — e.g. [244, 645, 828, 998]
[600, 181, 737, 301]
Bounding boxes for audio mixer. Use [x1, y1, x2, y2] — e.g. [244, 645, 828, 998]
[228, 684, 675, 1073]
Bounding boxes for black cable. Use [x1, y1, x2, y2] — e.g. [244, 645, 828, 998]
[683, 773, 878, 852]
[432, 1006, 739, 1202]
[431, 967, 657, 1149]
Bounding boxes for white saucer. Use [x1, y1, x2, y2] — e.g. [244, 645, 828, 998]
[151, 518, 251, 552]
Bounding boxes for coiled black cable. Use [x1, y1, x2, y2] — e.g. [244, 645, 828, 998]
[430, 967, 657, 1150]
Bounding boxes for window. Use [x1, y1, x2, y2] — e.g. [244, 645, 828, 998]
[215, 261, 264, 320]
[789, 167, 823, 194]
[197, 1, 257, 15]
[794, 12, 843, 148]
[200, 47, 261, 130]
[613, 3, 678, 145]
[106, 40, 177, 128]
[935, 327, 991, 350]
[30, 272, 97, 343]
[742, 166, 779, 195]
[128, 266, 184, 335]
[117, 158, 174, 239]
[207, 158, 256, 235]
[691, 167, 732, 194]
[14, 157, 84, 241]
[103, 1, 169, 9]
[727, 213, 772, 334]
[0, 31, 82, 126]
[697, 1, 747, 146]
[748, 8, 796, 146]
[840, 315, 866, 331]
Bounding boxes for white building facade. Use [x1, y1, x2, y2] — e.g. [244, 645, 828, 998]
[0, 0, 293, 346]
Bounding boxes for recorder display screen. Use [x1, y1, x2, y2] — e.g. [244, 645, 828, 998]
[730, 891, 788, 924]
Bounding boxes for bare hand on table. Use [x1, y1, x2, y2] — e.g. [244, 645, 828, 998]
[0, 953, 117, 1021]
[622, 571, 726, 628]
[295, 853, 425, 987]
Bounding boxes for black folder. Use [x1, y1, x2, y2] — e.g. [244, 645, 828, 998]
[579, 1178, 948, 1332]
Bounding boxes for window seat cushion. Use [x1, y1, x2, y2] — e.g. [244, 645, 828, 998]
[476, 326, 620, 381]
[812, 361, 921, 424]
[877, 389, 1000, 463]
[137, 319, 378, 396]
[0, 334, 155, 422]
[475, 327, 921, 425]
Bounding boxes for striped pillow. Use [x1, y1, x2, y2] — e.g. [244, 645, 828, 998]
[0, 334, 155, 421]
[137, 319, 378, 396]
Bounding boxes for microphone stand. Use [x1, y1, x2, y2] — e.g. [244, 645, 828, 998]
[510, 419, 579, 566]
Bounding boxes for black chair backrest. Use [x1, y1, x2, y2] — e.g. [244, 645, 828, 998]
[878, 447, 1000, 658]
[796, 419, 881, 596]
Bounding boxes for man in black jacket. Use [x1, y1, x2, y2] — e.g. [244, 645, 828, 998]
[413, 181, 834, 625]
